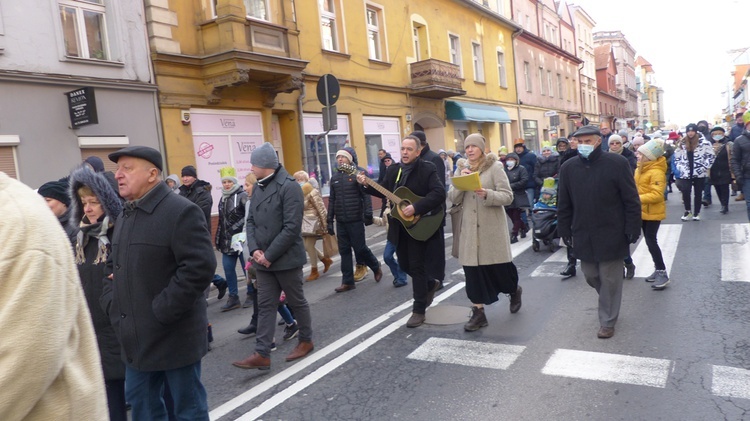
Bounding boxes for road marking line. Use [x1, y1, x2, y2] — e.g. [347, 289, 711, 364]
[541, 349, 672, 388]
[721, 224, 750, 282]
[406, 337, 525, 370]
[230, 282, 467, 421]
[711, 365, 750, 399]
[632, 224, 682, 277]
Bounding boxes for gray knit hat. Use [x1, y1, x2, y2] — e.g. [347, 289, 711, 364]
[251, 142, 279, 169]
[464, 133, 486, 151]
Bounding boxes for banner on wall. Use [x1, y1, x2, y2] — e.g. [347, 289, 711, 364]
[190, 110, 264, 214]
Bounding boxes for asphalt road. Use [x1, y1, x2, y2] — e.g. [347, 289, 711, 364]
[202, 189, 750, 421]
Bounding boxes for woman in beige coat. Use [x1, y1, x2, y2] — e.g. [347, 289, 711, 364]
[294, 171, 333, 281]
[448, 133, 522, 332]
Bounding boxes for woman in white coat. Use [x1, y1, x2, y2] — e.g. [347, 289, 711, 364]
[448, 133, 523, 332]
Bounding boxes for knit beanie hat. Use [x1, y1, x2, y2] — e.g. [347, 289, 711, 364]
[608, 134, 623, 145]
[181, 165, 198, 178]
[498, 145, 508, 155]
[638, 138, 665, 161]
[618, 129, 628, 138]
[83, 156, 105, 173]
[540, 177, 557, 195]
[38, 180, 71, 207]
[336, 149, 353, 163]
[631, 135, 645, 149]
[464, 133, 486, 151]
[251, 142, 279, 169]
[219, 166, 238, 185]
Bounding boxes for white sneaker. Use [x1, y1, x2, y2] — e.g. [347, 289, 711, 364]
[692, 214, 701, 221]
[681, 211, 692, 221]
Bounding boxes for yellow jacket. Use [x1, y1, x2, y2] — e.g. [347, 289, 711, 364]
[634, 156, 667, 221]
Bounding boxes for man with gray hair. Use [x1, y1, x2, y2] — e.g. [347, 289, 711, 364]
[232, 142, 314, 370]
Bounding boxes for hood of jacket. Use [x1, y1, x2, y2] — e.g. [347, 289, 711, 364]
[180, 178, 212, 193]
[343, 146, 358, 166]
[68, 165, 123, 230]
[166, 174, 180, 190]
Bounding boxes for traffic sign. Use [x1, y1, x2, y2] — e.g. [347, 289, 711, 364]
[316, 74, 340, 107]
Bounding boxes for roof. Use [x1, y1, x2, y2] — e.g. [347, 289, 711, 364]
[594, 44, 612, 70]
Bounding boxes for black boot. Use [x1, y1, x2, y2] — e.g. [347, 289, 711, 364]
[238, 322, 257, 335]
[464, 306, 488, 331]
[720, 206, 729, 214]
[560, 263, 576, 279]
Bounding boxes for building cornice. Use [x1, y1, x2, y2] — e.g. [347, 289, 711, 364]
[0, 70, 158, 91]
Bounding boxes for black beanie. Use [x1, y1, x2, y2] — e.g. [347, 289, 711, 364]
[408, 131, 427, 146]
[181, 165, 197, 178]
[83, 156, 105, 173]
[38, 180, 71, 207]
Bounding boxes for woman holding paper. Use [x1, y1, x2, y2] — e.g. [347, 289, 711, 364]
[448, 134, 523, 332]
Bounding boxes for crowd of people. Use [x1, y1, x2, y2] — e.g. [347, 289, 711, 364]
[6, 109, 750, 419]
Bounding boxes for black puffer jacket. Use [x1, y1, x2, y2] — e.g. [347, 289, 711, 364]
[505, 153, 531, 209]
[710, 138, 733, 185]
[179, 179, 213, 228]
[731, 131, 750, 183]
[328, 148, 372, 224]
[68, 166, 125, 381]
[534, 153, 560, 186]
[216, 187, 248, 254]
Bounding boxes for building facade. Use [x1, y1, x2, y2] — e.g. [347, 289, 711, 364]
[593, 43, 623, 130]
[568, 3, 598, 127]
[593, 30, 637, 131]
[0, 0, 161, 186]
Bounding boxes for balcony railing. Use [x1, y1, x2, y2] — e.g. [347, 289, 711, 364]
[410, 59, 466, 99]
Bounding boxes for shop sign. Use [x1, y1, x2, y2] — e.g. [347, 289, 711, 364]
[65, 87, 98, 127]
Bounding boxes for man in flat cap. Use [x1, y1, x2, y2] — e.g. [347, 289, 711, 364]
[557, 126, 641, 339]
[102, 145, 216, 420]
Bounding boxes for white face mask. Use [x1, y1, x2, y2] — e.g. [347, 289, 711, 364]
[712, 135, 723, 141]
[506, 161, 516, 169]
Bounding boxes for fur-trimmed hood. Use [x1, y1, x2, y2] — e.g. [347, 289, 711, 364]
[471, 152, 499, 173]
[68, 166, 123, 229]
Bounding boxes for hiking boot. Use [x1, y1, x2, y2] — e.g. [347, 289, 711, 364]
[509, 286, 522, 314]
[406, 312, 425, 328]
[624, 262, 636, 279]
[216, 281, 228, 300]
[322, 257, 333, 273]
[651, 270, 671, 290]
[353, 265, 368, 282]
[464, 306, 488, 332]
[221, 294, 241, 312]
[242, 294, 253, 308]
[510, 235, 519, 244]
[681, 211, 692, 221]
[644, 271, 657, 282]
[560, 263, 576, 279]
[283, 321, 299, 341]
[736, 193, 745, 201]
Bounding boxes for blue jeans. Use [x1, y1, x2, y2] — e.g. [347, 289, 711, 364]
[520, 187, 535, 226]
[278, 303, 294, 324]
[743, 179, 750, 222]
[384, 240, 406, 284]
[125, 361, 208, 421]
[222, 252, 246, 297]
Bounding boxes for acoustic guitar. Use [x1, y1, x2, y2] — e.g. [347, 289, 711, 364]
[340, 163, 444, 241]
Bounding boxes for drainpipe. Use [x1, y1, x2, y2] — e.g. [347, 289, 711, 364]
[511, 28, 525, 140]
[297, 81, 308, 172]
[578, 61, 585, 133]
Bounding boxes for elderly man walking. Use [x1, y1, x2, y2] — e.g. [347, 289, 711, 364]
[232, 143, 314, 370]
[103, 146, 216, 420]
[558, 125, 641, 339]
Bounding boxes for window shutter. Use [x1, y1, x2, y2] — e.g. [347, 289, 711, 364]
[80, 148, 119, 173]
[0, 147, 17, 179]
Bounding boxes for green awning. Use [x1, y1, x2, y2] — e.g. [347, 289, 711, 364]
[445, 100, 511, 123]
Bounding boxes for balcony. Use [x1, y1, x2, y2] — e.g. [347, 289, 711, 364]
[410, 59, 466, 99]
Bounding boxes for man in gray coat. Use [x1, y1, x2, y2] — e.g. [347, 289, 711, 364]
[103, 146, 216, 420]
[232, 143, 314, 370]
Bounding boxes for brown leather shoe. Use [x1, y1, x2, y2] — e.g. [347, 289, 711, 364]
[286, 341, 314, 362]
[425, 280, 442, 307]
[232, 352, 270, 370]
[406, 312, 426, 328]
[374, 267, 383, 283]
[322, 257, 333, 273]
[597, 326, 615, 339]
[335, 284, 356, 293]
[509, 285, 522, 314]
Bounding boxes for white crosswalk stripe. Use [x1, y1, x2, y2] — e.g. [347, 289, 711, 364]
[721, 223, 750, 282]
[631, 224, 682, 277]
[711, 365, 750, 399]
[529, 246, 568, 277]
[541, 349, 672, 388]
[407, 338, 525, 370]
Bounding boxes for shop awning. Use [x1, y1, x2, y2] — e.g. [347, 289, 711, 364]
[445, 100, 511, 123]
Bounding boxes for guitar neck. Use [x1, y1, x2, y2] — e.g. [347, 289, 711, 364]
[363, 178, 402, 205]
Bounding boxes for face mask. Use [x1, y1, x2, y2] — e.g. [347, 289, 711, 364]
[712, 135, 723, 141]
[506, 161, 516, 169]
[578, 144, 595, 158]
[298, 181, 305, 186]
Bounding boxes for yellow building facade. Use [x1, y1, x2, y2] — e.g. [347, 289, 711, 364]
[146, 0, 520, 202]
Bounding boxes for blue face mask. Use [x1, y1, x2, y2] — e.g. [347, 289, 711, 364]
[578, 144, 595, 158]
[712, 135, 723, 141]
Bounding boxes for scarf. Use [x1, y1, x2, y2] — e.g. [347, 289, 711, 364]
[256, 166, 280, 189]
[221, 183, 241, 200]
[397, 161, 416, 187]
[609, 147, 623, 155]
[75, 215, 112, 265]
[468, 153, 486, 172]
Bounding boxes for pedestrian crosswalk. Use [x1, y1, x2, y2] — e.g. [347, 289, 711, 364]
[721, 223, 750, 282]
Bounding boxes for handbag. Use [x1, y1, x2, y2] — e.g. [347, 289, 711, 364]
[322, 233, 338, 256]
[448, 203, 462, 259]
[301, 215, 321, 236]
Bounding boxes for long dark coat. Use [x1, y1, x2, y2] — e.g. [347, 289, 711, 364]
[710, 138, 734, 185]
[102, 182, 216, 371]
[179, 179, 213, 229]
[558, 147, 642, 262]
[216, 188, 248, 254]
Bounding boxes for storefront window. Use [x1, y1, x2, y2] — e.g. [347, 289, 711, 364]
[303, 114, 350, 196]
[363, 117, 400, 181]
[523, 119, 538, 151]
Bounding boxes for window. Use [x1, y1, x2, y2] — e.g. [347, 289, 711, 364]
[538, 67, 544, 95]
[449, 34, 461, 67]
[413, 27, 420, 61]
[244, 0, 269, 20]
[412, 22, 427, 61]
[366, 5, 384, 61]
[558, 74, 564, 99]
[523, 120, 538, 149]
[319, 0, 339, 51]
[497, 51, 507, 87]
[472, 42, 484, 82]
[547, 70, 553, 98]
[524, 61, 531, 92]
[59, 0, 109, 60]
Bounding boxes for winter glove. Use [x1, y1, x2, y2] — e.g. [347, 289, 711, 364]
[364, 215, 374, 226]
[328, 226, 335, 236]
[562, 236, 573, 248]
[626, 233, 640, 244]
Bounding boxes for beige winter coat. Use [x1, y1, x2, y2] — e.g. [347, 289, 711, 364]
[448, 154, 514, 266]
[0, 173, 107, 421]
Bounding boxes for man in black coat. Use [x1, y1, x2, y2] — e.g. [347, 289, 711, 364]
[410, 130, 447, 288]
[103, 146, 216, 420]
[327, 147, 383, 292]
[358, 135, 446, 327]
[558, 125, 641, 339]
[730, 112, 750, 222]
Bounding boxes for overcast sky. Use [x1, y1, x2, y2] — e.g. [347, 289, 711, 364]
[569, 0, 750, 126]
